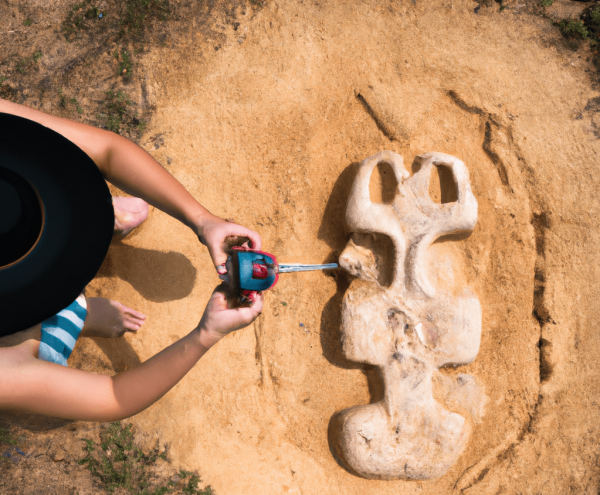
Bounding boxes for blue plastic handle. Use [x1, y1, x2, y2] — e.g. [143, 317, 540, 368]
[235, 251, 277, 291]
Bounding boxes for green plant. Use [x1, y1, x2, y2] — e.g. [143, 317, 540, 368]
[581, 5, 600, 42]
[540, 0, 553, 7]
[0, 423, 17, 468]
[58, 87, 67, 108]
[16, 49, 42, 74]
[558, 18, 588, 39]
[97, 90, 148, 140]
[98, 89, 131, 133]
[115, 48, 133, 79]
[23, 18, 32, 26]
[62, 0, 104, 41]
[120, 0, 170, 36]
[78, 422, 212, 494]
[0, 424, 16, 447]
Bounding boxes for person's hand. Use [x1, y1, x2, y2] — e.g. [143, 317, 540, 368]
[197, 283, 263, 349]
[195, 214, 262, 274]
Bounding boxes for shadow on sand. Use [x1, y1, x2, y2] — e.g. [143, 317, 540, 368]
[87, 241, 197, 373]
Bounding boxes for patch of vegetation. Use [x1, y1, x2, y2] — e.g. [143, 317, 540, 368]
[0, 424, 16, 447]
[58, 87, 67, 108]
[98, 89, 132, 132]
[57, 88, 83, 114]
[540, 0, 553, 7]
[581, 4, 600, 43]
[78, 422, 212, 495]
[97, 89, 146, 139]
[23, 18, 32, 27]
[558, 19, 588, 40]
[0, 76, 14, 100]
[16, 49, 43, 74]
[62, 0, 105, 42]
[0, 423, 17, 468]
[114, 48, 133, 79]
[120, 0, 171, 36]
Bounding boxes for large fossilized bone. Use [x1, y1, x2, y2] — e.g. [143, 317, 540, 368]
[333, 151, 481, 480]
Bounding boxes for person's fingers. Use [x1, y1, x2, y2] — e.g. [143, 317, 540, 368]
[212, 284, 233, 308]
[210, 244, 229, 269]
[251, 292, 264, 313]
[243, 228, 262, 251]
[214, 281, 233, 296]
[236, 292, 263, 320]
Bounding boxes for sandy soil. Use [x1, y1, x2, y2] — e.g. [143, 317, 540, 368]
[2, 0, 600, 493]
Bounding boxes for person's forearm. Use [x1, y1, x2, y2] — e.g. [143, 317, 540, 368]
[0, 328, 211, 422]
[102, 134, 213, 232]
[109, 328, 209, 420]
[0, 98, 214, 234]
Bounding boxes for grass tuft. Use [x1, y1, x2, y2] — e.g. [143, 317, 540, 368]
[0, 424, 16, 447]
[558, 18, 588, 39]
[114, 48, 133, 79]
[98, 89, 132, 133]
[79, 422, 212, 494]
[62, 0, 105, 42]
[16, 49, 42, 74]
[120, 0, 171, 36]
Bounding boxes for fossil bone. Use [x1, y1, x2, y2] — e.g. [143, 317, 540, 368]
[333, 151, 482, 480]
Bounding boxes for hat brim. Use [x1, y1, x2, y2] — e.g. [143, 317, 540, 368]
[0, 113, 114, 336]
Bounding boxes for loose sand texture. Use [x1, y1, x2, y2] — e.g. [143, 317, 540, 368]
[2, 0, 600, 493]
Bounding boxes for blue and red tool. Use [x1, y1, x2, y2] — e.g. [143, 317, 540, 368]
[224, 247, 338, 301]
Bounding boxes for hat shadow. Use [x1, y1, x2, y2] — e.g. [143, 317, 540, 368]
[95, 241, 197, 303]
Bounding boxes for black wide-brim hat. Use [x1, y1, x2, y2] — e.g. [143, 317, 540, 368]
[0, 113, 114, 336]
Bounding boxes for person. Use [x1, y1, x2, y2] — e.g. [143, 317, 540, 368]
[0, 98, 263, 421]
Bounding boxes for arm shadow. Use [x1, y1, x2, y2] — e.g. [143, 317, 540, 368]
[95, 241, 197, 303]
[87, 242, 197, 371]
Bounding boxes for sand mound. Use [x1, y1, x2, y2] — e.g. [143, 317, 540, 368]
[4, 0, 600, 493]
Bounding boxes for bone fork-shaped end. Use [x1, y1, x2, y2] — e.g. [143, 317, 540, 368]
[406, 152, 478, 298]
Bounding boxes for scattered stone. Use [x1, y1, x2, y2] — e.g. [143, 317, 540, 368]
[50, 449, 65, 462]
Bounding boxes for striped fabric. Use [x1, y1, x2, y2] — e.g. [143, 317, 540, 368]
[38, 294, 87, 366]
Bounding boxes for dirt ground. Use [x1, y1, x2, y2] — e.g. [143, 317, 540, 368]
[2, 0, 600, 493]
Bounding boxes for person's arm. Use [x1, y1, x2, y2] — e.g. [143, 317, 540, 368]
[0, 285, 262, 421]
[0, 99, 261, 270]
